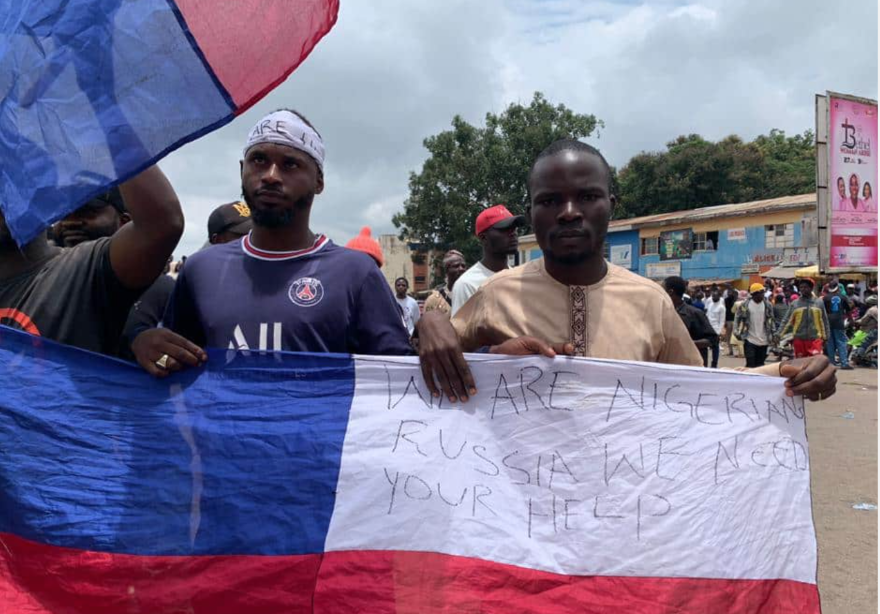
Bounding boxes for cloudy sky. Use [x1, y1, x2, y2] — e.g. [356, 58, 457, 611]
[160, 0, 879, 256]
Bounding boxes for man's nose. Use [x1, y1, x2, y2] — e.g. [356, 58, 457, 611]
[58, 216, 84, 228]
[557, 200, 582, 221]
[261, 164, 282, 184]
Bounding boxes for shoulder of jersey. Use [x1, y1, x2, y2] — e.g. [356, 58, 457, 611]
[332, 244, 380, 270]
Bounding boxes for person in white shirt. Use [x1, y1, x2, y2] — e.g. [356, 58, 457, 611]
[450, 204, 525, 315]
[706, 288, 726, 368]
[733, 283, 777, 368]
[394, 277, 421, 336]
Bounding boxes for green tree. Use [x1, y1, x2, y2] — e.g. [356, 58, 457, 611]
[753, 129, 816, 197]
[616, 129, 814, 218]
[393, 93, 602, 266]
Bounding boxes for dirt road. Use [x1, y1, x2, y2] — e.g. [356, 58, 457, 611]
[719, 356, 877, 613]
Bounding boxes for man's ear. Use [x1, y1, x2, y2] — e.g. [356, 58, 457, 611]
[119, 212, 132, 226]
[315, 169, 325, 195]
[609, 195, 617, 219]
[239, 159, 244, 178]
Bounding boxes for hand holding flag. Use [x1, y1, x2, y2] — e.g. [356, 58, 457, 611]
[0, 0, 339, 246]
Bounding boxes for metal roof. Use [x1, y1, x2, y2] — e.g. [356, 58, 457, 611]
[609, 193, 816, 231]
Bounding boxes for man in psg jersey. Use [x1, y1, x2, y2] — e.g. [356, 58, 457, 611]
[146, 110, 411, 375]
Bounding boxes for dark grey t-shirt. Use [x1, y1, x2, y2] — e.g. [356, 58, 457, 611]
[119, 273, 175, 361]
[823, 293, 851, 330]
[0, 238, 140, 355]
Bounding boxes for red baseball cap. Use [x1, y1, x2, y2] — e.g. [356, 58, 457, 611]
[475, 204, 525, 236]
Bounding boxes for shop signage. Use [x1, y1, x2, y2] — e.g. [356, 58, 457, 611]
[781, 247, 818, 267]
[646, 261, 681, 278]
[610, 245, 632, 268]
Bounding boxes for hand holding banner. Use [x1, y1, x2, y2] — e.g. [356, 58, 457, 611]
[0, 328, 820, 613]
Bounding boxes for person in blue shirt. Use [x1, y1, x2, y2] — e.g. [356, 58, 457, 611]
[133, 109, 411, 376]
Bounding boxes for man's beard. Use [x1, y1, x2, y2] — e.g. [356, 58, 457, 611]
[58, 227, 108, 247]
[252, 207, 295, 229]
[543, 248, 592, 265]
[543, 230, 605, 265]
[243, 190, 314, 229]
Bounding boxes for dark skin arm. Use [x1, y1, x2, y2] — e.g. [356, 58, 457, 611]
[110, 166, 184, 289]
[780, 355, 837, 402]
[416, 312, 573, 402]
[417, 312, 476, 402]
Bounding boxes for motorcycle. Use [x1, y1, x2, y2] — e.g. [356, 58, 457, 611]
[770, 333, 793, 361]
[848, 331, 878, 369]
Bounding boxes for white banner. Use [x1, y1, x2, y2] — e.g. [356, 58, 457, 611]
[327, 355, 817, 585]
[727, 228, 747, 241]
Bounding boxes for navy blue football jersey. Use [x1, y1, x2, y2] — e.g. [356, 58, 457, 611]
[164, 234, 412, 355]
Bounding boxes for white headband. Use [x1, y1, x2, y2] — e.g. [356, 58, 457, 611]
[243, 110, 325, 171]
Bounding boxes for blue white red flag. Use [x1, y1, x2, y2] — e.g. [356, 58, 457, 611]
[0, 326, 820, 613]
[0, 0, 338, 245]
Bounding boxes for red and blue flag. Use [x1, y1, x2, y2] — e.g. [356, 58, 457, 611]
[0, 326, 821, 613]
[0, 0, 338, 245]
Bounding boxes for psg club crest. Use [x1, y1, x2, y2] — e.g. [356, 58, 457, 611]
[289, 277, 324, 307]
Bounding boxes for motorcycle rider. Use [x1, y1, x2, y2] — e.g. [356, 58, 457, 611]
[852, 295, 878, 366]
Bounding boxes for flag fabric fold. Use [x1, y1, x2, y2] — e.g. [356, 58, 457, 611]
[0, 0, 338, 245]
[0, 326, 821, 613]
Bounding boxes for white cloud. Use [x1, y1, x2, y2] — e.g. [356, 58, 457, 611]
[363, 193, 408, 229]
[163, 0, 878, 256]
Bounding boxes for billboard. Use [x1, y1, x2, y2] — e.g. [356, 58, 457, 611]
[659, 229, 692, 261]
[817, 92, 878, 272]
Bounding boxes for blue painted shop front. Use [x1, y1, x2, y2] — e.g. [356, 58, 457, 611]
[638, 224, 803, 280]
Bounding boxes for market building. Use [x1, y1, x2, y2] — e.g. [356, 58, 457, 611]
[517, 194, 821, 289]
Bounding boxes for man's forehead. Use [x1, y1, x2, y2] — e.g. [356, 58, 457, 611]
[531, 151, 608, 186]
[80, 199, 114, 211]
[247, 142, 308, 158]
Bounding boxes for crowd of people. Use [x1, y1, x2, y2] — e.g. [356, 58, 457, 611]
[0, 109, 839, 405]
[670, 277, 878, 370]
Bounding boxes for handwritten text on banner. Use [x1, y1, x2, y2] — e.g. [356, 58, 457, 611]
[327, 355, 816, 584]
